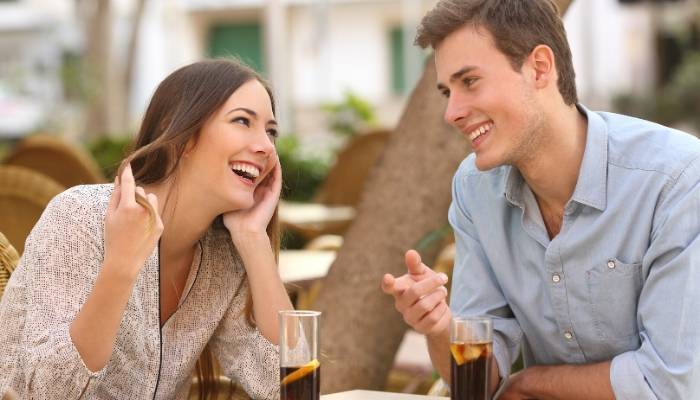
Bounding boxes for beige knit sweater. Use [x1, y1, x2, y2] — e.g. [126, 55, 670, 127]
[0, 184, 279, 399]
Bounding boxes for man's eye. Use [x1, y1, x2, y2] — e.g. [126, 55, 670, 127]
[232, 116, 250, 126]
[441, 90, 450, 98]
[463, 77, 478, 87]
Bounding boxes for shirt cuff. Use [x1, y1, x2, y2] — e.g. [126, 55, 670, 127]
[491, 334, 511, 398]
[610, 351, 657, 400]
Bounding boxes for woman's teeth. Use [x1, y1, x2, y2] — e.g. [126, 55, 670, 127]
[231, 163, 260, 181]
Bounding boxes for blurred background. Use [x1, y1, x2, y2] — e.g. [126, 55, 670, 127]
[1, 0, 698, 165]
[1, 0, 699, 397]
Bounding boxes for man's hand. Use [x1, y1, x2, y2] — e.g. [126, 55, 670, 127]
[497, 362, 615, 400]
[498, 370, 535, 400]
[381, 249, 451, 336]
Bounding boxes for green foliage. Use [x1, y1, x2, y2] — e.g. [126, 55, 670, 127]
[86, 136, 133, 179]
[277, 135, 330, 202]
[664, 51, 700, 130]
[0, 142, 9, 161]
[415, 224, 453, 254]
[84, 134, 330, 203]
[613, 51, 700, 133]
[321, 91, 377, 137]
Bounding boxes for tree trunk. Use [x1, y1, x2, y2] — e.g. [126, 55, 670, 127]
[122, 0, 148, 132]
[314, 0, 574, 393]
[82, 0, 111, 138]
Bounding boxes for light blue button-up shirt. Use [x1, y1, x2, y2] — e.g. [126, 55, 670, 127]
[448, 105, 700, 399]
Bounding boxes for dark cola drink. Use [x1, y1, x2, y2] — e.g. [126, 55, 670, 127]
[280, 361, 320, 400]
[450, 341, 492, 400]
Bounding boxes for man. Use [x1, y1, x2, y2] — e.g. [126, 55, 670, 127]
[381, 0, 700, 399]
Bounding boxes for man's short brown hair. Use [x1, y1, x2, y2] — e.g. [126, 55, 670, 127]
[415, 0, 578, 105]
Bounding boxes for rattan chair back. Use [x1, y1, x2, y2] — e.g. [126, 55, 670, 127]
[4, 134, 106, 188]
[0, 165, 65, 254]
[313, 129, 391, 206]
[0, 231, 19, 299]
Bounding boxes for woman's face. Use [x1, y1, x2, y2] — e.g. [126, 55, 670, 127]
[183, 79, 278, 211]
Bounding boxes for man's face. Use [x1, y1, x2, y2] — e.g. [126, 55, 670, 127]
[435, 24, 545, 171]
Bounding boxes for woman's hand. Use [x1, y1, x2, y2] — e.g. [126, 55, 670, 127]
[103, 164, 164, 280]
[223, 155, 282, 241]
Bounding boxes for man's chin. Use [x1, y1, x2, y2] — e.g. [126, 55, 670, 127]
[474, 156, 500, 172]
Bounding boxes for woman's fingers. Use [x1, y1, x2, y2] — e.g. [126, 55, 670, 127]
[271, 154, 282, 192]
[120, 164, 136, 207]
[108, 175, 121, 212]
[146, 192, 159, 213]
[147, 192, 164, 231]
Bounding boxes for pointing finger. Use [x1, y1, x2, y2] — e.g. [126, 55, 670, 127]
[405, 249, 428, 276]
[381, 274, 396, 294]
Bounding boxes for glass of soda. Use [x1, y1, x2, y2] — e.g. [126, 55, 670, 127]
[450, 316, 493, 400]
[279, 310, 321, 400]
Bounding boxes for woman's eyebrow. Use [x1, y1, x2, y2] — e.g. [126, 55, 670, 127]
[226, 107, 257, 117]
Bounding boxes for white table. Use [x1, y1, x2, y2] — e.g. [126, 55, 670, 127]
[279, 201, 356, 239]
[278, 249, 335, 285]
[321, 390, 448, 400]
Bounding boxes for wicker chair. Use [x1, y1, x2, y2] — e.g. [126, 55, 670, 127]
[188, 376, 251, 400]
[313, 129, 391, 207]
[3, 134, 106, 188]
[282, 130, 391, 240]
[0, 231, 19, 299]
[0, 165, 65, 254]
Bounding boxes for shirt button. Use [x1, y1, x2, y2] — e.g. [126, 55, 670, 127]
[564, 331, 573, 340]
[607, 260, 616, 269]
[552, 274, 561, 283]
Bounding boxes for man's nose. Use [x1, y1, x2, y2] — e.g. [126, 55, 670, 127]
[443, 92, 471, 126]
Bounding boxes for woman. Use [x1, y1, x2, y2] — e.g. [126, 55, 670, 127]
[0, 59, 293, 399]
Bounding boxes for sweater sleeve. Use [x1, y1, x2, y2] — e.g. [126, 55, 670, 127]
[210, 275, 280, 400]
[7, 190, 109, 397]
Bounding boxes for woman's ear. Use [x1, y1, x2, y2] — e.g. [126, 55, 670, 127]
[183, 136, 198, 157]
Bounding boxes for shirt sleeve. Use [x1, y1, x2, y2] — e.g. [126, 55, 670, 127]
[448, 171, 523, 392]
[5, 190, 109, 397]
[610, 156, 700, 399]
[210, 275, 280, 400]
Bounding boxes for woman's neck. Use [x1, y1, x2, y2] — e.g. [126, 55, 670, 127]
[144, 179, 218, 262]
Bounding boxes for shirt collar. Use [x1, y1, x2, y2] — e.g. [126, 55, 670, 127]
[502, 104, 608, 211]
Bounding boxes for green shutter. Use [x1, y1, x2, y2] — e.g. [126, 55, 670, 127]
[390, 27, 406, 94]
[208, 23, 264, 73]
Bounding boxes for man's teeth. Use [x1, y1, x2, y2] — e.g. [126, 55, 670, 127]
[469, 123, 493, 141]
[230, 163, 260, 179]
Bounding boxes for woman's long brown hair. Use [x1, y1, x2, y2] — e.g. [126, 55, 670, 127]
[117, 59, 280, 400]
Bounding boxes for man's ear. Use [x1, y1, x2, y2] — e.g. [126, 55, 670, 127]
[528, 44, 556, 90]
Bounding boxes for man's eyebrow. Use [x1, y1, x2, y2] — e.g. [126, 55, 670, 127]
[436, 65, 479, 90]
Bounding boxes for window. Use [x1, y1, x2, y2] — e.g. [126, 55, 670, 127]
[390, 27, 406, 95]
[208, 23, 264, 73]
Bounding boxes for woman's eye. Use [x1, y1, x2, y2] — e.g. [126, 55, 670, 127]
[232, 116, 250, 126]
[266, 128, 279, 139]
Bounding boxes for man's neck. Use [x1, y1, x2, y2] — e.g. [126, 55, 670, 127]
[516, 104, 588, 213]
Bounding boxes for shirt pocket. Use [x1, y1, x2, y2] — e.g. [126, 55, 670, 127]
[585, 258, 643, 343]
